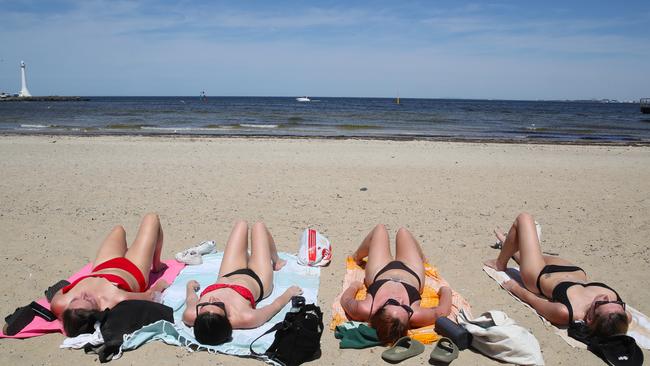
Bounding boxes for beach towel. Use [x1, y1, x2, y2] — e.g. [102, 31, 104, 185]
[0, 260, 184, 339]
[483, 265, 650, 350]
[330, 256, 472, 344]
[118, 252, 320, 363]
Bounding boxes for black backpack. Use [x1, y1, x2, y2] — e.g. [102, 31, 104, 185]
[250, 303, 324, 366]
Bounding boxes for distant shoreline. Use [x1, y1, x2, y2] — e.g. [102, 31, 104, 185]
[0, 96, 90, 102]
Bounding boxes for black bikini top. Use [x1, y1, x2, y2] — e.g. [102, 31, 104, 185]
[552, 282, 622, 323]
[367, 279, 422, 305]
[367, 260, 422, 305]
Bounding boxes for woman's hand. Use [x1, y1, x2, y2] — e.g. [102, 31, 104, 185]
[186, 280, 200, 292]
[150, 279, 169, 293]
[285, 285, 303, 298]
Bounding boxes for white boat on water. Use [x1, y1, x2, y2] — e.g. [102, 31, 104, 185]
[296, 96, 311, 102]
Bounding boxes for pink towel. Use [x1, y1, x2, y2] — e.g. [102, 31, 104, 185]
[0, 259, 185, 339]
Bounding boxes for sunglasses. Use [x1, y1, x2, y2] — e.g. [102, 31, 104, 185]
[196, 301, 227, 316]
[380, 299, 414, 319]
[594, 300, 626, 311]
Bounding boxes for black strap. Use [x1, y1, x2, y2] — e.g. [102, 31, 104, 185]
[249, 320, 287, 357]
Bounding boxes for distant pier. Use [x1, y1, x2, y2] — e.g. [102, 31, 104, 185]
[0, 96, 90, 102]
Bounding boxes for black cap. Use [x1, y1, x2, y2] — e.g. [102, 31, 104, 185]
[589, 334, 643, 366]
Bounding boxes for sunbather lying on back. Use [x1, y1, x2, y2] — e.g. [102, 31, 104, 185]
[485, 212, 630, 337]
[50, 213, 169, 336]
[182, 221, 302, 345]
[340, 224, 452, 345]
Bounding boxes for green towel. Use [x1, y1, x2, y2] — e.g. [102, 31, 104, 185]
[334, 321, 381, 349]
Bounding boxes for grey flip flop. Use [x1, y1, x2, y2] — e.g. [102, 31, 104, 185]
[429, 337, 459, 364]
[381, 336, 425, 363]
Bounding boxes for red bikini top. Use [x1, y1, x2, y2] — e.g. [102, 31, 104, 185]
[62, 274, 133, 294]
[200, 283, 256, 308]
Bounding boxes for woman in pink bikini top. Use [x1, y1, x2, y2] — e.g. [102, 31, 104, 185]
[50, 213, 169, 336]
[182, 221, 302, 345]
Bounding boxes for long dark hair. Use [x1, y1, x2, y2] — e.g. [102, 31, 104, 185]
[62, 308, 102, 336]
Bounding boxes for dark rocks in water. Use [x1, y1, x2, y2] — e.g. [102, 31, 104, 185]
[0, 96, 90, 102]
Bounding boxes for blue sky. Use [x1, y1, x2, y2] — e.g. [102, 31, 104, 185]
[0, 0, 648, 99]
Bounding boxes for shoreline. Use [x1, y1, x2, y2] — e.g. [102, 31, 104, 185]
[2, 131, 650, 147]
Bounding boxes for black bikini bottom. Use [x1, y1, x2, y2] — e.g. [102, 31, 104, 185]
[373, 260, 422, 289]
[224, 268, 265, 303]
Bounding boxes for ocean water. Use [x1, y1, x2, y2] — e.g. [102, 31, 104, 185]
[1, 97, 649, 143]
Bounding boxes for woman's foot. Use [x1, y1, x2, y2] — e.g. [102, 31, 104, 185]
[273, 258, 287, 271]
[483, 258, 507, 272]
[152, 261, 168, 273]
[351, 251, 365, 267]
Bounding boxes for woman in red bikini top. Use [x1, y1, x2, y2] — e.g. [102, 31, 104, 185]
[485, 212, 630, 338]
[340, 224, 452, 345]
[50, 213, 169, 336]
[182, 221, 303, 345]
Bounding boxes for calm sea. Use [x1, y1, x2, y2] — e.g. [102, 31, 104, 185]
[1, 97, 649, 143]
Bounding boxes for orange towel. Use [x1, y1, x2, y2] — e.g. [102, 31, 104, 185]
[331, 257, 472, 344]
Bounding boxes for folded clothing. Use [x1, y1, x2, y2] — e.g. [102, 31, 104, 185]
[334, 321, 381, 349]
[458, 309, 544, 366]
[330, 256, 473, 344]
[84, 300, 173, 363]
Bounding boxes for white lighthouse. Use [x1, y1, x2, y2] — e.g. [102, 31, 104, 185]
[19, 61, 32, 97]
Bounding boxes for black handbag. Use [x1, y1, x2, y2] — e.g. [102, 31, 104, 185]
[250, 302, 323, 366]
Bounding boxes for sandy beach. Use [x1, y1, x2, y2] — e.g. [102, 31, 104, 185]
[1, 135, 648, 365]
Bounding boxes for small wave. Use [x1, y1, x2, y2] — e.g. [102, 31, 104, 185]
[20, 124, 51, 129]
[202, 124, 236, 129]
[140, 126, 205, 131]
[239, 124, 278, 129]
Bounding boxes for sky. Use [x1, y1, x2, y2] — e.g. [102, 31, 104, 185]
[0, 0, 649, 100]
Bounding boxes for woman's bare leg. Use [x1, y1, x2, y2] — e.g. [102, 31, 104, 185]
[94, 225, 128, 266]
[496, 228, 574, 267]
[249, 222, 284, 298]
[488, 213, 546, 293]
[356, 224, 393, 287]
[218, 220, 249, 278]
[125, 213, 164, 282]
[394, 227, 426, 290]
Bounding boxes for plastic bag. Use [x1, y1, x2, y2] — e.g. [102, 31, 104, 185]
[297, 229, 331, 267]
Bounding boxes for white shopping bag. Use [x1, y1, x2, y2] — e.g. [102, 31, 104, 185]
[297, 229, 332, 267]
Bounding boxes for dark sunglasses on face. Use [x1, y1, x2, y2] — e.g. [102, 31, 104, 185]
[594, 300, 626, 311]
[196, 301, 227, 316]
[380, 298, 414, 318]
